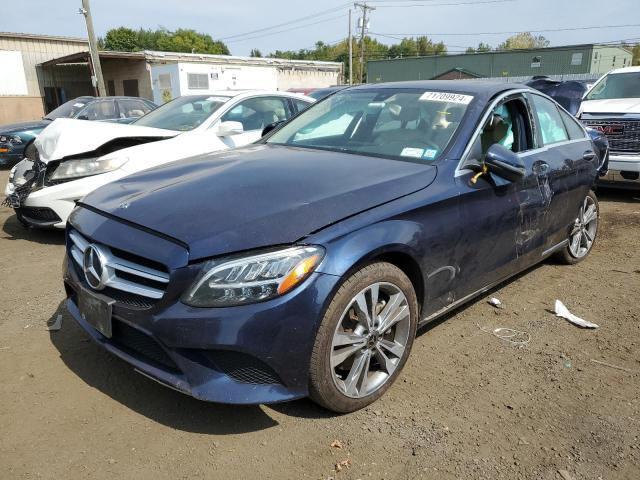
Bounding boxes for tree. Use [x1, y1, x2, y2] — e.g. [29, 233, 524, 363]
[103, 27, 139, 52]
[156, 29, 229, 54]
[633, 43, 640, 66]
[101, 27, 229, 55]
[497, 32, 550, 50]
[466, 42, 492, 54]
[250, 48, 262, 57]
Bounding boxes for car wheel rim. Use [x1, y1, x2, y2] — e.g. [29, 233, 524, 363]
[569, 195, 598, 259]
[330, 282, 411, 399]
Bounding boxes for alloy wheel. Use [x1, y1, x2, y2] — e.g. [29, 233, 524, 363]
[330, 282, 411, 398]
[568, 195, 598, 259]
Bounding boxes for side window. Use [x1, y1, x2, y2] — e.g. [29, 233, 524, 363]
[558, 107, 587, 140]
[118, 99, 153, 119]
[530, 94, 569, 145]
[220, 97, 289, 131]
[293, 98, 311, 113]
[78, 101, 118, 120]
[467, 97, 533, 163]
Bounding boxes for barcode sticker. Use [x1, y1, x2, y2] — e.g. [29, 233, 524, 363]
[419, 92, 474, 104]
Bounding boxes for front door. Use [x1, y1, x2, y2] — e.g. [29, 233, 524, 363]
[454, 94, 539, 296]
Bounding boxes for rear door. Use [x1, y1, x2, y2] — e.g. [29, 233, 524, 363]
[526, 93, 595, 251]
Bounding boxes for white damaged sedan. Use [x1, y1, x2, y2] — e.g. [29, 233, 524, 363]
[4, 90, 313, 228]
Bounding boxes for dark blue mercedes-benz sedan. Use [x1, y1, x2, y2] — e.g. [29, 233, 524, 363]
[63, 81, 604, 412]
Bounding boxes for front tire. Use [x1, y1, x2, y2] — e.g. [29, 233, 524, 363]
[555, 190, 599, 265]
[309, 262, 418, 413]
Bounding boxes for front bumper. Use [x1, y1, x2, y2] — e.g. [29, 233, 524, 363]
[62, 228, 340, 404]
[597, 153, 640, 189]
[6, 168, 129, 228]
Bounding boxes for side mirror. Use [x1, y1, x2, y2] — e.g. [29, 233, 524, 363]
[77, 115, 89, 120]
[261, 120, 285, 137]
[484, 143, 526, 182]
[216, 121, 244, 137]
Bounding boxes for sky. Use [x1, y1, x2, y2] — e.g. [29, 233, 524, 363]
[1, 0, 639, 56]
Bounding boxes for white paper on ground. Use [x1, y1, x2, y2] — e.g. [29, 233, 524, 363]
[554, 300, 599, 329]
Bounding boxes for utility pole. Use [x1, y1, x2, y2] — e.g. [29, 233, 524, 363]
[348, 9, 353, 85]
[354, 2, 375, 84]
[79, 0, 106, 96]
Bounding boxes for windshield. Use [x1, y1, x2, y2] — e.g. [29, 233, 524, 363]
[133, 95, 231, 131]
[45, 97, 93, 120]
[266, 88, 473, 162]
[585, 72, 640, 100]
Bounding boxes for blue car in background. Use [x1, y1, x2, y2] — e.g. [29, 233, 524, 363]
[0, 96, 156, 167]
[63, 81, 605, 412]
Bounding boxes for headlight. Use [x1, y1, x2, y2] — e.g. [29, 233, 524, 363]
[49, 156, 128, 181]
[182, 245, 325, 307]
[9, 135, 22, 144]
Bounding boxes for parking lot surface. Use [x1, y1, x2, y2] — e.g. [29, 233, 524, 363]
[0, 168, 638, 480]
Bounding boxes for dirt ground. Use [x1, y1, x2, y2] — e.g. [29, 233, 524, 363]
[0, 168, 638, 480]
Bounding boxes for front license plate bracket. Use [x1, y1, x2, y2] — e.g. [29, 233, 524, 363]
[78, 289, 114, 338]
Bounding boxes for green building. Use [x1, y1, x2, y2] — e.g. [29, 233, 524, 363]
[367, 44, 633, 83]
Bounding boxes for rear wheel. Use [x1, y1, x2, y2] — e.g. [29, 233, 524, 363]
[555, 190, 599, 264]
[309, 262, 418, 413]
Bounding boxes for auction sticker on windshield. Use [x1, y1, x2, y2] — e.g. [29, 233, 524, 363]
[419, 92, 473, 104]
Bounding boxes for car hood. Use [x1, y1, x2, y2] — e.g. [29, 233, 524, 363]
[81, 144, 438, 260]
[35, 118, 179, 162]
[580, 98, 640, 115]
[0, 120, 49, 135]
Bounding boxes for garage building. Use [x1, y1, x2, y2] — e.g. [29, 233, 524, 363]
[1, 31, 343, 124]
[368, 43, 633, 83]
[0, 32, 88, 124]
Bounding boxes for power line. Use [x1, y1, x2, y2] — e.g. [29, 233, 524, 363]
[371, 0, 514, 7]
[225, 15, 346, 43]
[372, 23, 640, 37]
[219, 2, 351, 41]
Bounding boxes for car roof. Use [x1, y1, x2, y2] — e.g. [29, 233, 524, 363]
[173, 90, 313, 100]
[350, 80, 527, 98]
[606, 66, 640, 75]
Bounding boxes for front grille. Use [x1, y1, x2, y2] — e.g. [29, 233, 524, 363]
[582, 119, 640, 153]
[18, 206, 61, 223]
[111, 319, 180, 372]
[207, 351, 282, 385]
[68, 228, 170, 305]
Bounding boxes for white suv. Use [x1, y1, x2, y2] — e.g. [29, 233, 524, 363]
[579, 66, 640, 188]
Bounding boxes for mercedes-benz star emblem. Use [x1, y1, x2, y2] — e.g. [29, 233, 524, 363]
[83, 244, 106, 290]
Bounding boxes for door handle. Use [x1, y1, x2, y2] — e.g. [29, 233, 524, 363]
[532, 160, 549, 175]
[583, 150, 596, 161]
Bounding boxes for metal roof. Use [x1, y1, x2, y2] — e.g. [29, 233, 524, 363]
[39, 49, 342, 71]
[0, 31, 87, 44]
